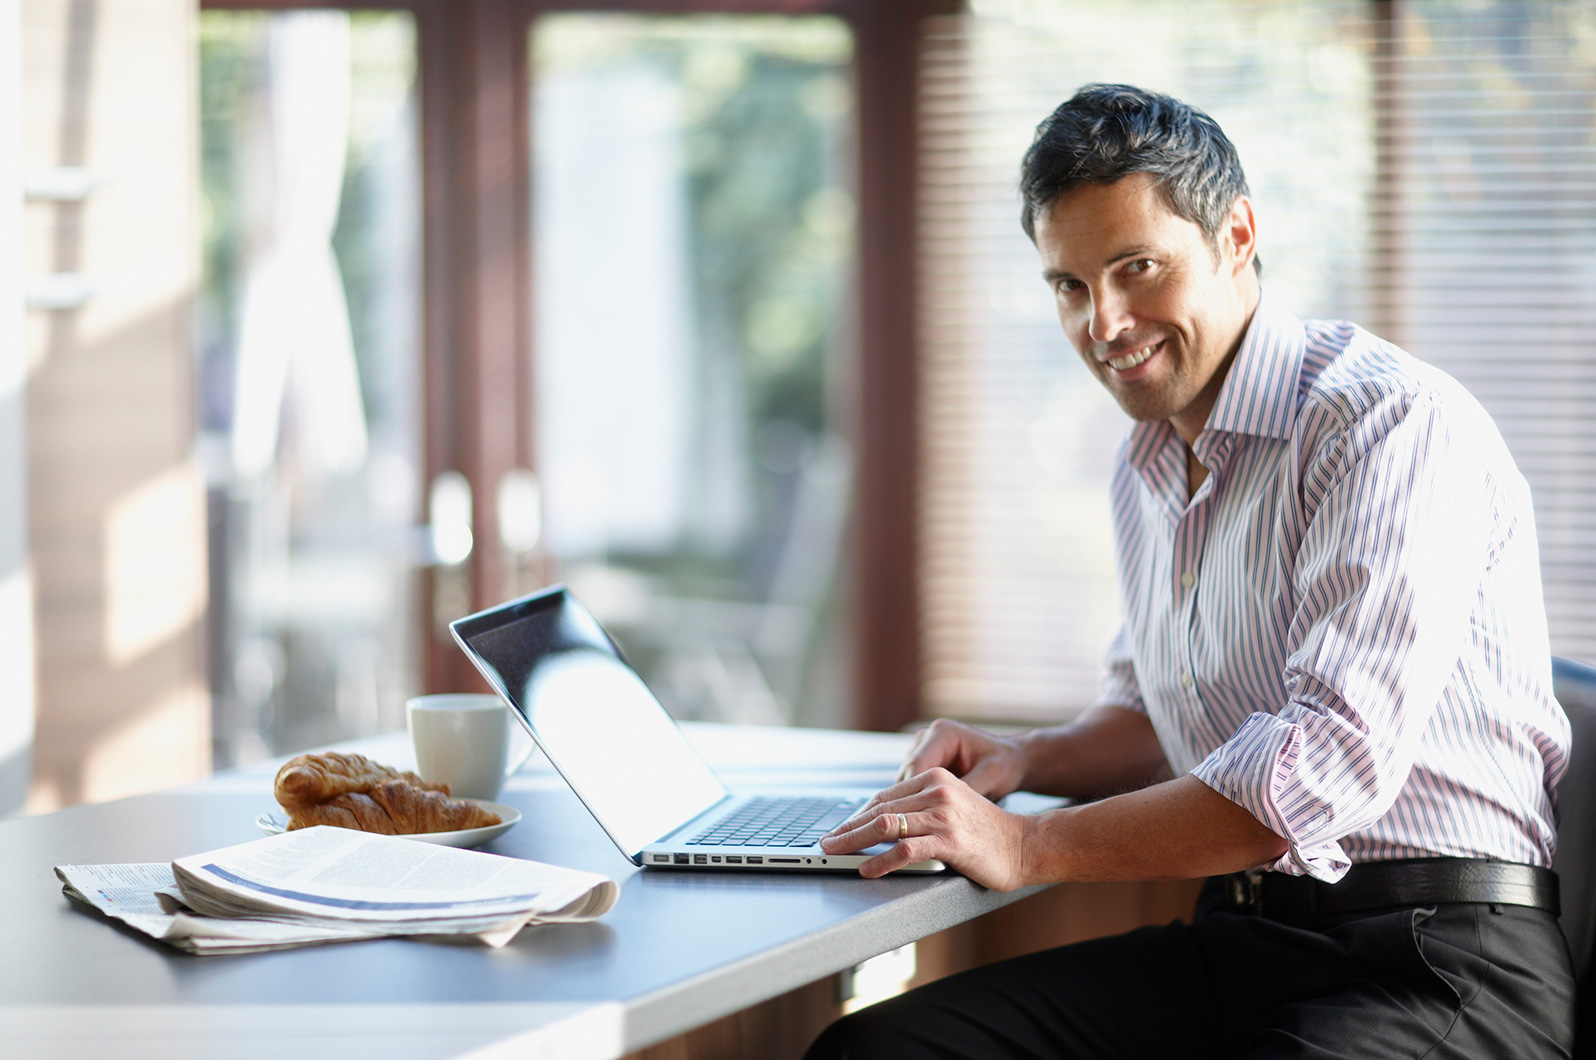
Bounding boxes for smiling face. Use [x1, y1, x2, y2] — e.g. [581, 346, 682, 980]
[1035, 173, 1260, 445]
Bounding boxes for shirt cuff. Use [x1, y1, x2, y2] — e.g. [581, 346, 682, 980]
[1190, 713, 1352, 883]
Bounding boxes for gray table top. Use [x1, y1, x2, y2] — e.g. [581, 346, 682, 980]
[0, 723, 1048, 1059]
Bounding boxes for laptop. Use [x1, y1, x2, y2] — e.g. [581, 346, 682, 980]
[449, 584, 945, 874]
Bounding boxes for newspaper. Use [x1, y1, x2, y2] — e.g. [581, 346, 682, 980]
[57, 826, 618, 955]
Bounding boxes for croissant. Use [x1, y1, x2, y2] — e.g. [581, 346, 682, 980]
[286, 780, 503, 834]
[274, 751, 447, 812]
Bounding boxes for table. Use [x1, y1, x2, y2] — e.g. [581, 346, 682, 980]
[0, 723, 1057, 1059]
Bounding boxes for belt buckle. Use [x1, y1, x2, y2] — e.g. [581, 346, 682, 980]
[1227, 869, 1264, 914]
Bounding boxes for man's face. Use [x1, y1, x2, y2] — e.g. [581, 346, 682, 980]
[1034, 173, 1258, 445]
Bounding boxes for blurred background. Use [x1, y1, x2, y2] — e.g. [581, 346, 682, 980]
[5, 0, 1596, 816]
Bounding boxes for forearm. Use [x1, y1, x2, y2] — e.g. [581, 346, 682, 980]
[1019, 774, 1289, 884]
[1016, 704, 1174, 799]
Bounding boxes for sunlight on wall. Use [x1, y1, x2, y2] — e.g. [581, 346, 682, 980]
[103, 463, 206, 666]
[21, 0, 209, 813]
[79, 683, 209, 806]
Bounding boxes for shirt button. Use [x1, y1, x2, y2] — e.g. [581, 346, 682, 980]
[1180, 673, 1194, 689]
[1180, 571, 1195, 589]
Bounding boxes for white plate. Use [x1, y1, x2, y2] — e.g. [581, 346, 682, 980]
[255, 799, 521, 848]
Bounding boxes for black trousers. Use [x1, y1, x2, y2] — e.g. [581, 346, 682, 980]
[805, 880, 1575, 1059]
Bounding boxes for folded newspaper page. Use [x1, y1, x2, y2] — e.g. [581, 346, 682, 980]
[57, 826, 618, 955]
[57, 862, 359, 954]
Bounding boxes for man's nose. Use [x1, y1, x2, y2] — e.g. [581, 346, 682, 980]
[1088, 288, 1133, 344]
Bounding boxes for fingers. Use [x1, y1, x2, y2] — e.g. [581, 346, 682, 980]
[897, 719, 966, 781]
[856, 836, 934, 879]
[820, 770, 1031, 889]
[826, 806, 952, 880]
[897, 719, 1025, 798]
[821, 769, 960, 857]
[823, 768, 954, 845]
[896, 725, 934, 781]
[821, 806, 911, 854]
[826, 776, 915, 839]
[820, 777, 951, 860]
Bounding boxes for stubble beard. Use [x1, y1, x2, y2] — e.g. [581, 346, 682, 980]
[1090, 342, 1196, 426]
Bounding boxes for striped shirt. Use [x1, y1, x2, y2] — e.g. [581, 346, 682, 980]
[1099, 294, 1569, 881]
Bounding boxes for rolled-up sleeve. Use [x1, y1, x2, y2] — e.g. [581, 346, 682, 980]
[1097, 625, 1145, 713]
[1189, 384, 1483, 881]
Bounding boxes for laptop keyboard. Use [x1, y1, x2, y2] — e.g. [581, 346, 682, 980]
[686, 796, 865, 849]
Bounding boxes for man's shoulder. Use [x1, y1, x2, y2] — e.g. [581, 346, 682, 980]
[1289, 314, 1513, 462]
[1299, 319, 1421, 409]
[1295, 319, 1482, 436]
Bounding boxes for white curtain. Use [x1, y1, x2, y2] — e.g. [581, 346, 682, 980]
[231, 11, 366, 480]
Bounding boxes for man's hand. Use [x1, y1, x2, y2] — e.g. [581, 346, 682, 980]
[823, 708, 1282, 888]
[820, 767, 1033, 890]
[896, 718, 1028, 799]
[822, 767, 1290, 889]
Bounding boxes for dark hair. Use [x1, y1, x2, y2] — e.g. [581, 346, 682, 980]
[1019, 84, 1253, 264]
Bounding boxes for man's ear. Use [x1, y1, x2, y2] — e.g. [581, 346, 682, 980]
[1224, 195, 1258, 277]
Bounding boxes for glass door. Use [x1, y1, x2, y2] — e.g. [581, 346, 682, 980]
[197, 9, 424, 763]
[529, 14, 859, 727]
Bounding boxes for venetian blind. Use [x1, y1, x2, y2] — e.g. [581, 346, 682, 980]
[917, 0, 1596, 723]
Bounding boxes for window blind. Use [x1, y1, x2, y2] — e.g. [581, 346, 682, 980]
[917, 0, 1596, 722]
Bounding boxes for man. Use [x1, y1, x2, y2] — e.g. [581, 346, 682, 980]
[806, 84, 1574, 1058]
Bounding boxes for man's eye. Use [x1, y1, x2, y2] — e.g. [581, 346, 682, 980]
[1057, 279, 1084, 293]
[1127, 259, 1154, 275]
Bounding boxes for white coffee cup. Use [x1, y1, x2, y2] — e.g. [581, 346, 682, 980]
[406, 693, 533, 801]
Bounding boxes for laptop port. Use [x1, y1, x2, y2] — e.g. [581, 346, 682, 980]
[674, 853, 690, 865]
[746, 856, 763, 865]
[711, 856, 722, 863]
[693, 854, 708, 865]
[769, 857, 800, 864]
[652, 854, 671, 863]
[725, 856, 743, 864]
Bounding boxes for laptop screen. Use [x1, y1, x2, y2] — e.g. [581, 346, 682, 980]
[451, 587, 727, 858]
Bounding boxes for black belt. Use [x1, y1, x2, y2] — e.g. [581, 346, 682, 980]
[1217, 858, 1560, 921]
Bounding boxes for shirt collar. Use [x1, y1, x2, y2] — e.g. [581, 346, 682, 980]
[1122, 292, 1304, 471]
[1203, 291, 1305, 442]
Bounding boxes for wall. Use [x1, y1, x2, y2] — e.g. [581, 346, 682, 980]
[21, 0, 208, 811]
[0, 0, 35, 818]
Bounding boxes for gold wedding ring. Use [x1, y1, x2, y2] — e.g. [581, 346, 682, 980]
[897, 812, 909, 840]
